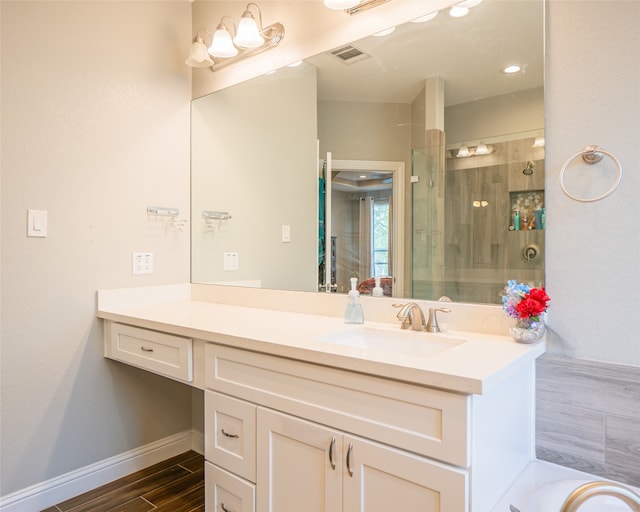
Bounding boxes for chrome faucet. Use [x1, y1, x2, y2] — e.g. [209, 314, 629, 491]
[560, 481, 640, 512]
[426, 307, 451, 333]
[394, 303, 427, 331]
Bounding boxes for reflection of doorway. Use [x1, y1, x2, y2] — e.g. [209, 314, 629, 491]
[328, 159, 404, 296]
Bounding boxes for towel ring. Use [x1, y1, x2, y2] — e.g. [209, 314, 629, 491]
[559, 145, 622, 202]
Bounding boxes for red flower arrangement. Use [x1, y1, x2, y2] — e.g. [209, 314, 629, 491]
[502, 280, 550, 322]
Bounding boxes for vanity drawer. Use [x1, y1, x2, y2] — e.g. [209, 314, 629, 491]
[205, 343, 470, 467]
[205, 462, 255, 512]
[206, 391, 257, 483]
[106, 323, 193, 382]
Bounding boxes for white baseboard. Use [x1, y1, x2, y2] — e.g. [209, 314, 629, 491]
[191, 428, 205, 455]
[0, 428, 203, 512]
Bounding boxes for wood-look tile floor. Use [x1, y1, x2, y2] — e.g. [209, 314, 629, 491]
[41, 451, 204, 512]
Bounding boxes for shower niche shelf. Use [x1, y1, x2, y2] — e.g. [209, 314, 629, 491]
[509, 190, 544, 231]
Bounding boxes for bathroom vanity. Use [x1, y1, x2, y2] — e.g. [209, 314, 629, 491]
[98, 285, 545, 512]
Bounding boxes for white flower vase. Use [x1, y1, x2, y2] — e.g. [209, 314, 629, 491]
[510, 318, 545, 343]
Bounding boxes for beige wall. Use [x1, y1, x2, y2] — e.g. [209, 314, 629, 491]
[1, 0, 192, 496]
[545, 1, 639, 365]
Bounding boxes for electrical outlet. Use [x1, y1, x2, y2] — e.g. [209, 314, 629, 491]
[223, 252, 239, 271]
[132, 252, 153, 275]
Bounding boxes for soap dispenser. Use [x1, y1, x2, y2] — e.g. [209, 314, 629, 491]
[344, 277, 364, 324]
[372, 276, 384, 297]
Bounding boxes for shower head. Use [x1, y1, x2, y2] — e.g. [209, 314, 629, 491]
[523, 161, 535, 175]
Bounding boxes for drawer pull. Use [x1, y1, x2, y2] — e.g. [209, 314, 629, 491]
[329, 436, 336, 470]
[220, 503, 232, 512]
[140, 346, 154, 353]
[346, 442, 354, 477]
[221, 428, 239, 439]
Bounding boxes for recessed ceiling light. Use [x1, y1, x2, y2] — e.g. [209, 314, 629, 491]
[372, 27, 396, 37]
[449, 6, 469, 17]
[503, 65, 522, 74]
[411, 11, 438, 23]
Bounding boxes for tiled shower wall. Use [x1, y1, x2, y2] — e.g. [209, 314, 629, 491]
[535, 354, 640, 486]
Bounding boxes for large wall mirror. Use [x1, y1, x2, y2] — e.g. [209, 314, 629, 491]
[191, 0, 544, 304]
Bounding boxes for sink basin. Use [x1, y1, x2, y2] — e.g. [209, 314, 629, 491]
[315, 325, 466, 358]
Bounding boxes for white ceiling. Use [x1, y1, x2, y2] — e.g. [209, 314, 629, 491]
[307, 0, 543, 106]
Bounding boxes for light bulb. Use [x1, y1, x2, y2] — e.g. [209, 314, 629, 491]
[185, 38, 214, 67]
[457, 146, 470, 157]
[475, 143, 489, 155]
[234, 13, 264, 48]
[209, 26, 238, 58]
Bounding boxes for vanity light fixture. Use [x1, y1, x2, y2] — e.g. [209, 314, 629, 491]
[453, 144, 495, 158]
[186, 3, 284, 72]
[532, 136, 545, 148]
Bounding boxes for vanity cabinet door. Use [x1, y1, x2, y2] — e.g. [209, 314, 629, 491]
[342, 435, 468, 512]
[256, 408, 342, 512]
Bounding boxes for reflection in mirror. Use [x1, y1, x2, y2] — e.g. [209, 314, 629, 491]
[191, 0, 544, 304]
[325, 159, 405, 296]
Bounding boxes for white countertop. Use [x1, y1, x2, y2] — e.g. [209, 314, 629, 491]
[97, 286, 545, 394]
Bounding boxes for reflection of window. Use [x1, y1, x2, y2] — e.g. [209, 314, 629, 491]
[372, 199, 389, 276]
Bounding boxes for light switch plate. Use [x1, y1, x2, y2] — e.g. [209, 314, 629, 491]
[281, 225, 291, 243]
[27, 209, 48, 237]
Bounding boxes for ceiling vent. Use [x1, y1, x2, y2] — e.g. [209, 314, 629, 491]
[331, 45, 371, 64]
